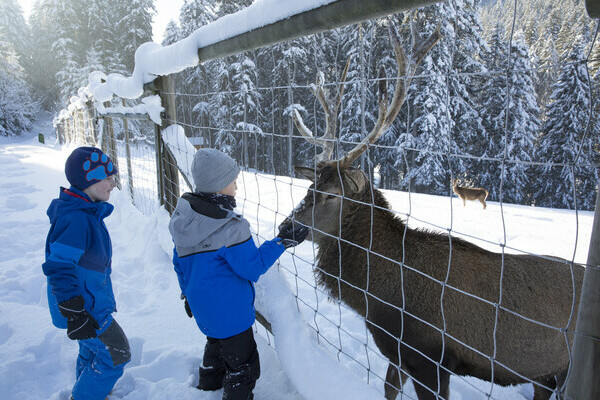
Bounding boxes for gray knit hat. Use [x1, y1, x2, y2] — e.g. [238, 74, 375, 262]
[192, 148, 240, 193]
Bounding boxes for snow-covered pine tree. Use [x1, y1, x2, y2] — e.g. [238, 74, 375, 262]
[502, 36, 540, 205]
[28, 0, 64, 108]
[0, 0, 31, 73]
[231, 56, 263, 169]
[402, 3, 455, 195]
[479, 22, 508, 202]
[481, 0, 596, 113]
[0, 32, 36, 136]
[261, 35, 311, 175]
[162, 20, 180, 46]
[178, 0, 217, 150]
[208, 0, 252, 157]
[371, 18, 405, 190]
[116, 0, 155, 73]
[447, 0, 488, 187]
[535, 41, 597, 210]
[339, 22, 378, 182]
[31, 0, 88, 105]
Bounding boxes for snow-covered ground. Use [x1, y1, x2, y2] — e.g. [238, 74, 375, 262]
[0, 128, 594, 400]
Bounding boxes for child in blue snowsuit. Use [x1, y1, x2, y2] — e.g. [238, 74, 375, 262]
[168, 148, 308, 400]
[42, 147, 130, 400]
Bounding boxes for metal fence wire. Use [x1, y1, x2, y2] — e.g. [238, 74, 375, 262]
[54, 1, 600, 399]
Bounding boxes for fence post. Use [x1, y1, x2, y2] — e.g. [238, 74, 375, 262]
[68, 117, 74, 143]
[78, 110, 85, 144]
[565, 181, 600, 400]
[70, 116, 75, 143]
[85, 100, 97, 146]
[101, 102, 112, 154]
[56, 122, 64, 145]
[153, 75, 180, 214]
[122, 99, 135, 203]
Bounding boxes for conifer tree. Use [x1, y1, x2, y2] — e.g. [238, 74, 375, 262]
[0, 0, 30, 71]
[117, 0, 155, 73]
[339, 22, 378, 180]
[29, 0, 63, 107]
[0, 32, 36, 136]
[479, 22, 508, 202]
[503, 37, 539, 205]
[402, 3, 456, 195]
[447, 0, 488, 187]
[209, 0, 252, 156]
[162, 20, 180, 46]
[535, 42, 597, 209]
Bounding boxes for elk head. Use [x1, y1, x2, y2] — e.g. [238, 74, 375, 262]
[286, 164, 371, 242]
[281, 21, 441, 241]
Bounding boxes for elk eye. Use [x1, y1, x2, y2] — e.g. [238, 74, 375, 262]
[326, 194, 337, 200]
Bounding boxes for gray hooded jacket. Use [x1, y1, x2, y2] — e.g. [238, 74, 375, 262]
[169, 194, 251, 257]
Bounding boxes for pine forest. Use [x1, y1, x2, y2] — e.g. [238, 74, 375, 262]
[0, 0, 598, 209]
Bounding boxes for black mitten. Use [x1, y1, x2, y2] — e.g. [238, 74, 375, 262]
[277, 224, 309, 249]
[182, 295, 193, 318]
[58, 295, 100, 340]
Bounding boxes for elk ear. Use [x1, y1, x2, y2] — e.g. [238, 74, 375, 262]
[344, 169, 369, 194]
[294, 166, 318, 182]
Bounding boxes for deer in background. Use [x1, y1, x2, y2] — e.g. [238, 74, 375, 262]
[452, 179, 489, 209]
[280, 21, 583, 400]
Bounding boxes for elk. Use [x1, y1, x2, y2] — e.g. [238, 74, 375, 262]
[452, 179, 489, 209]
[281, 22, 583, 400]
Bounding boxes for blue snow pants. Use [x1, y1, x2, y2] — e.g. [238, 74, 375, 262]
[72, 319, 130, 400]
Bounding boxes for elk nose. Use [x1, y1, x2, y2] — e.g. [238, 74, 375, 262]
[278, 219, 292, 232]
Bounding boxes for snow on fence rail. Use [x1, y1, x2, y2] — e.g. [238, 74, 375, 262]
[53, 0, 600, 399]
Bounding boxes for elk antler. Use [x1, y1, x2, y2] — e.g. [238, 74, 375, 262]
[292, 57, 351, 163]
[335, 20, 442, 169]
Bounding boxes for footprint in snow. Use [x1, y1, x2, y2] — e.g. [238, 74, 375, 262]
[0, 183, 39, 195]
[4, 195, 36, 211]
[0, 323, 13, 345]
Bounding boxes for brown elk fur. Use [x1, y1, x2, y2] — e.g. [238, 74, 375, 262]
[282, 164, 583, 400]
[452, 179, 489, 209]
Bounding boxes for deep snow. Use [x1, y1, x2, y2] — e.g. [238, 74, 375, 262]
[0, 130, 594, 400]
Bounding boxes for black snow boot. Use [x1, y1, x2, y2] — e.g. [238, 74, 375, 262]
[197, 336, 226, 391]
[221, 329, 260, 400]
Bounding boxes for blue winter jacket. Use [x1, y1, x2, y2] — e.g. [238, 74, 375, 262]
[42, 186, 116, 331]
[168, 193, 285, 339]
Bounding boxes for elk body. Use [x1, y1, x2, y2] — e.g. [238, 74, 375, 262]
[283, 164, 583, 400]
[452, 179, 489, 209]
[284, 21, 583, 400]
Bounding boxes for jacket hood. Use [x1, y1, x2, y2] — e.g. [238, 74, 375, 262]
[169, 195, 238, 248]
[47, 186, 114, 224]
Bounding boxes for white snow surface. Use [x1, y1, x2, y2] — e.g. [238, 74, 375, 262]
[0, 132, 595, 400]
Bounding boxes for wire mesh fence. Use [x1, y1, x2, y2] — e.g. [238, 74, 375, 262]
[53, 0, 600, 399]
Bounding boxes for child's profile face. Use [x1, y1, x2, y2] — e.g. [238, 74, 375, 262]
[84, 175, 117, 202]
[219, 177, 238, 197]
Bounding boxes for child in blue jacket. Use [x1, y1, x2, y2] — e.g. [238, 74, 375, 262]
[168, 148, 307, 400]
[42, 147, 130, 400]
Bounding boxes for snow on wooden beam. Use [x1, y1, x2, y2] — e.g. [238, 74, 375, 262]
[197, 0, 443, 63]
[97, 113, 151, 121]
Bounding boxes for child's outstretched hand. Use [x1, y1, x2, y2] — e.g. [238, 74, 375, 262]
[277, 224, 309, 248]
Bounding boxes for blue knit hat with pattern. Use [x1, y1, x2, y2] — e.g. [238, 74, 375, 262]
[65, 147, 117, 190]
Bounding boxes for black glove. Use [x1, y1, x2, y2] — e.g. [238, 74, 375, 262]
[58, 295, 100, 340]
[277, 224, 309, 249]
[181, 294, 193, 318]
